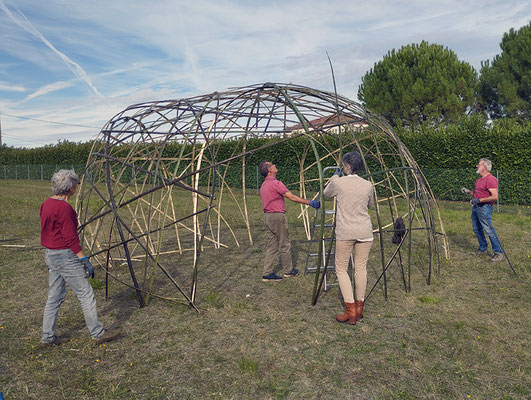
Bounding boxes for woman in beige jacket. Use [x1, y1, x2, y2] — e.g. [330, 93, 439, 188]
[323, 151, 374, 324]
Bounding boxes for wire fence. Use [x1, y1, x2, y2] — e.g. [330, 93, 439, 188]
[0, 164, 86, 181]
[1, 165, 529, 206]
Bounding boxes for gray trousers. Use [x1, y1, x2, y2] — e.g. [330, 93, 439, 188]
[42, 249, 104, 343]
[263, 213, 292, 276]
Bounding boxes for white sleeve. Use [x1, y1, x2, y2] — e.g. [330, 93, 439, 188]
[323, 175, 338, 198]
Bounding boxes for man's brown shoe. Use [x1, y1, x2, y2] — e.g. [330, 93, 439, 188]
[490, 252, 504, 262]
[93, 328, 121, 345]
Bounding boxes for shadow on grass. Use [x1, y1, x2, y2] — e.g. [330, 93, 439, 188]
[99, 287, 140, 330]
[447, 231, 476, 252]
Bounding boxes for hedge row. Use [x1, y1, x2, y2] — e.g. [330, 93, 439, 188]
[2, 116, 529, 169]
[1, 117, 529, 204]
[0, 140, 94, 165]
[396, 115, 531, 169]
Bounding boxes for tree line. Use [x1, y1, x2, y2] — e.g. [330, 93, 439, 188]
[358, 22, 530, 127]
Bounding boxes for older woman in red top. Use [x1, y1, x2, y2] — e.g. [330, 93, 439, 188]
[40, 169, 120, 345]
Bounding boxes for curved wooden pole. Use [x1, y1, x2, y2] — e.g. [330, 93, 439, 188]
[273, 85, 326, 305]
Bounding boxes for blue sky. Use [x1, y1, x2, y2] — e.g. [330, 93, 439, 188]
[0, 0, 529, 148]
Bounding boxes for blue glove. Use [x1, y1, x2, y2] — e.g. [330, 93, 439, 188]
[80, 256, 95, 278]
[309, 200, 320, 209]
[470, 198, 481, 206]
[333, 168, 341, 176]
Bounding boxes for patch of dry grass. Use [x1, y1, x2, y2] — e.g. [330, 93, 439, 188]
[0, 179, 530, 399]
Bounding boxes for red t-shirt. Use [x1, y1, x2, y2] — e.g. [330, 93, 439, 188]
[474, 174, 498, 205]
[260, 176, 289, 213]
[40, 198, 82, 253]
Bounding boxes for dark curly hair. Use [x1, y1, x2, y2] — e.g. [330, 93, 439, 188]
[342, 151, 364, 175]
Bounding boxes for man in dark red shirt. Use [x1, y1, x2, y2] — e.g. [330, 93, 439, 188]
[40, 170, 120, 345]
[461, 158, 504, 262]
[259, 161, 320, 281]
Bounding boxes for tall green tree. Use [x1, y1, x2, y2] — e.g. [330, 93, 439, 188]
[358, 41, 477, 127]
[478, 22, 531, 119]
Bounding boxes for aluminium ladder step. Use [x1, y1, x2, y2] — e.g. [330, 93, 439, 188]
[306, 265, 336, 272]
[308, 252, 335, 257]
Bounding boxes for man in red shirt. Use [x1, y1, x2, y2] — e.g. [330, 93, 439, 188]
[461, 158, 504, 262]
[40, 170, 120, 345]
[259, 161, 320, 281]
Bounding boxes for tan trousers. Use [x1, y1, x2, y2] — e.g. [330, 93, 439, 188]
[263, 213, 292, 275]
[335, 240, 372, 303]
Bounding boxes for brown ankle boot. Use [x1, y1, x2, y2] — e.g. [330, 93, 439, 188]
[348, 300, 365, 325]
[336, 302, 356, 323]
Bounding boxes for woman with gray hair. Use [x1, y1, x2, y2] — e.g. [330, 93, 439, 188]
[323, 151, 374, 325]
[40, 169, 120, 345]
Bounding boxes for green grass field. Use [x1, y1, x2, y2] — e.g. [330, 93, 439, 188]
[0, 180, 529, 399]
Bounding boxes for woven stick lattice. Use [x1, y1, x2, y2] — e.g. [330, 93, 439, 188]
[77, 83, 448, 310]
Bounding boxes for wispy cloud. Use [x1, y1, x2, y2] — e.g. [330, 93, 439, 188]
[18, 80, 74, 103]
[0, 81, 26, 92]
[0, 0, 102, 96]
[1, 0, 530, 148]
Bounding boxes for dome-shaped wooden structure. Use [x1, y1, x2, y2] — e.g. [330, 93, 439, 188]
[77, 83, 447, 309]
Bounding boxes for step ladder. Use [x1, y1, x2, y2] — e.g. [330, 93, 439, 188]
[304, 167, 353, 291]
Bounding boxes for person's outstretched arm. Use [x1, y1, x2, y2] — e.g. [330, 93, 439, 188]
[284, 191, 320, 209]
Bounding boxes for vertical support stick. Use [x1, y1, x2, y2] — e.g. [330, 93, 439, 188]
[103, 141, 145, 308]
[496, 169, 499, 212]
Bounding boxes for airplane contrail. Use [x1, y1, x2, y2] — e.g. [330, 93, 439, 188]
[0, 0, 103, 97]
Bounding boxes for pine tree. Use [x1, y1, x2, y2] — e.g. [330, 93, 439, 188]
[478, 22, 531, 119]
[358, 41, 477, 127]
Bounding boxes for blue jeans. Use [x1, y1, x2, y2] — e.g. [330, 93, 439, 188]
[42, 249, 104, 343]
[471, 205, 503, 254]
